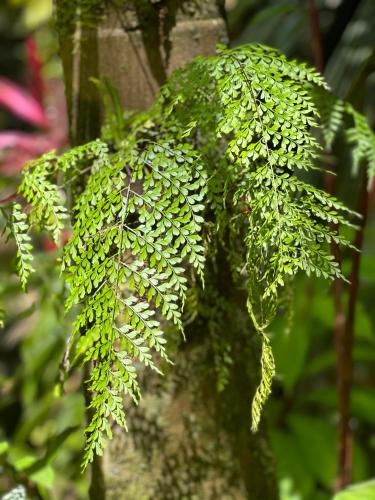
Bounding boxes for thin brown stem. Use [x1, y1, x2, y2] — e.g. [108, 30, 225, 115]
[307, 0, 324, 73]
[336, 174, 373, 489]
[335, 51, 375, 491]
[307, 0, 334, 190]
[307, 0, 352, 490]
[327, 171, 349, 491]
[0, 192, 19, 205]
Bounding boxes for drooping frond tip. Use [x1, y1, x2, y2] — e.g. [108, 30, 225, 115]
[251, 334, 275, 432]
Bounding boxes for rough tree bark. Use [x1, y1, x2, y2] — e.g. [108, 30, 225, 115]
[55, 1, 279, 499]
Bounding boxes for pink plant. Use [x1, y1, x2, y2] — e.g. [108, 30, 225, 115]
[0, 77, 48, 128]
[0, 36, 68, 175]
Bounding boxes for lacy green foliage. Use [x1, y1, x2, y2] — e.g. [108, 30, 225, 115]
[251, 333, 275, 432]
[63, 139, 207, 467]
[7, 43, 375, 466]
[316, 91, 375, 179]
[161, 44, 357, 424]
[345, 104, 375, 178]
[316, 91, 345, 149]
[6, 142, 107, 293]
[19, 154, 68, 242]
[6, 204, 34, 290]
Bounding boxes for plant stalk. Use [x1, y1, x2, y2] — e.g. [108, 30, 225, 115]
[336, 174, 373, 489]
[307, 0, 351, 489]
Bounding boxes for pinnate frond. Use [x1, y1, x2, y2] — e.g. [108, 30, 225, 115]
[161, 44, 357, 428]
[63, 140, 207, 465]
[19, 153, 68, 242]
[346, 104, 375, 179]
[7, 203, 34, 290]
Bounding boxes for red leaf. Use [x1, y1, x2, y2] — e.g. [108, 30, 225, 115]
[0, 77, 48, 128]
[0, 131, 37, 150]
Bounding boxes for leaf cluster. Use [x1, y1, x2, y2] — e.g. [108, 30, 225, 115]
[5, 43, 375, 467]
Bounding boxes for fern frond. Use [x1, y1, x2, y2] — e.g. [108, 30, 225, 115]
[345, 104, 375, 179]
[58, 139, 110, 179]
[218, 49, 351, 425]
[8, 204, 34, 290]
[251, 333, 275, 432]
[314, 92, 375, 182]
[19, 153, 68, 242]
[315, 91, 344, 148]
[236, 43, 329, 90]
[63, 140, 207, 465]
[161, 43, 356, 429]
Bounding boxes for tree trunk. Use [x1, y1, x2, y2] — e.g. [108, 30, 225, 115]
[55, 1, 279, 498]
[56, 0, 227, 142]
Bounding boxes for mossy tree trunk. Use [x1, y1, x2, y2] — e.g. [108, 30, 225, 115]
[55, 1, 279, 498]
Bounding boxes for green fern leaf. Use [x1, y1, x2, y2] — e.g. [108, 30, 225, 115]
[8, 204, 34, 290]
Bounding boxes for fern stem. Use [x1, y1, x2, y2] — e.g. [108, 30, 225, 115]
[336, 173, 374, 490]
[306, 4, 354, 489]
[307, 0, 324, 73]
[109, 182, 131, 360]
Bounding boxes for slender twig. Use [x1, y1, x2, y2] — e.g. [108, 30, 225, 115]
[307, 0, 350, 489]
[336, 174, 374, 489]
[334, 49, 375, 489]
[0, 192, 19, 205]
[307, 0, 324, 73]
[308, 2, 375, 488]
